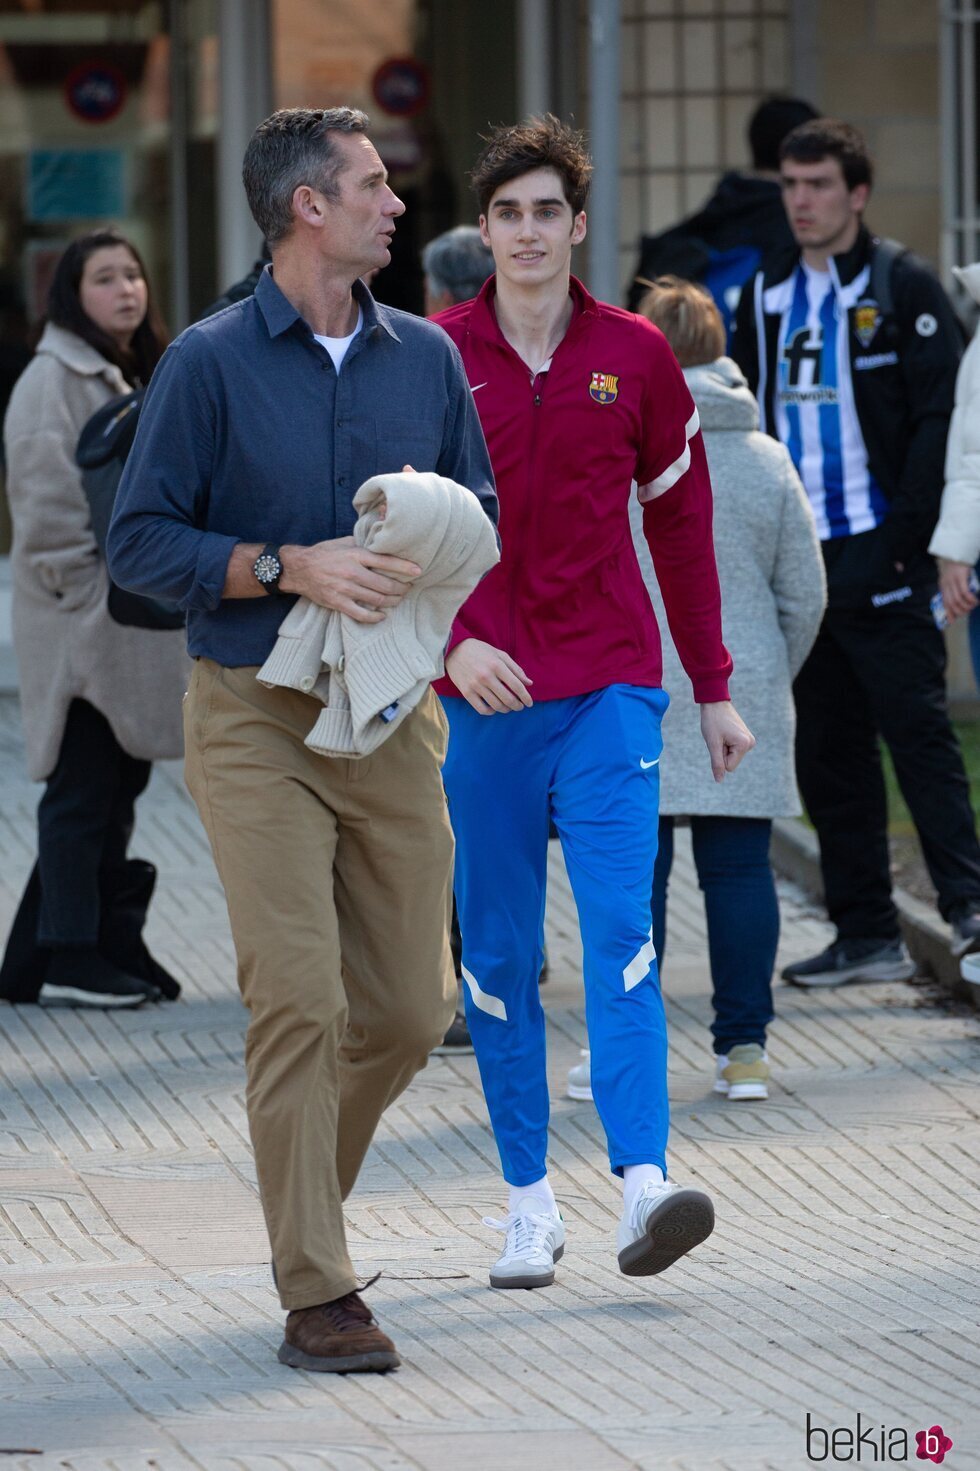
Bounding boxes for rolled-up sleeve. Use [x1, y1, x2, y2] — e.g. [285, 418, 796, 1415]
[107, 340, 239, 611]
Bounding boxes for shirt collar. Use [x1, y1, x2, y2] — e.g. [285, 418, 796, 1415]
[254, 264, 400, 342]
[466, 272, 600, 343]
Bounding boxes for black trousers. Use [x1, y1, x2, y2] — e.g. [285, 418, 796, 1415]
[35, 699, 151, 946]
[794, 593, 980, 939]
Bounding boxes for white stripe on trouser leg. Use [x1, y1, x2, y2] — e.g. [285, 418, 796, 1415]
[623, 927, 656, 992]
[461, 964, 509, 1021]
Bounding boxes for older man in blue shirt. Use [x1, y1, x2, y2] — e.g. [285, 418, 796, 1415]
[108, 107, 496, 1376]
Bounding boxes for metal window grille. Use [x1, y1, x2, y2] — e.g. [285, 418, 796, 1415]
[618, 0, 792, 288]
[941, 1, 980, 281]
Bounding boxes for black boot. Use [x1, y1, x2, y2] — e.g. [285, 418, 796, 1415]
[0, 864, 48, 1003]
[100, 859, 181, 1000]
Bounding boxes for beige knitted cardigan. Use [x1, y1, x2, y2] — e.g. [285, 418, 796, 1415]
[257, 470, 499, 756]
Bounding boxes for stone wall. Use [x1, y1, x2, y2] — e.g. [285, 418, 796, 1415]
[813, 0, 940, 265]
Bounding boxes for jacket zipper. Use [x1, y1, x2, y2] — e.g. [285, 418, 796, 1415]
[508, 368, 545, 656]
[474, 309, 592, 661]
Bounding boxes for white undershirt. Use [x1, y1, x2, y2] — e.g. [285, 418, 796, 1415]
[313, 307, 363, 372]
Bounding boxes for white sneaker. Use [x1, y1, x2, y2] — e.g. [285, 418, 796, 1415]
[567, 1049, 593, 1101]
[713, 1045, 769, 1101]
[484, 1199, 565, 1289]
[617, 1180, 714, 1277]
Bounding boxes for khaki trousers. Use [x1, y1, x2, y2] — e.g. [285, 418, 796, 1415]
[184, 659, 456, 1309]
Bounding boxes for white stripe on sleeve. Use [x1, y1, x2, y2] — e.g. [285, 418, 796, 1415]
[640, 408, 700, 501]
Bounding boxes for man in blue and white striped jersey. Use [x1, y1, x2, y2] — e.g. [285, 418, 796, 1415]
[734, 117, 980, 984]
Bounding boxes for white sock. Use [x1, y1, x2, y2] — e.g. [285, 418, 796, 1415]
[622, 1164, 666, 1215]
[508, 1175, 557, 1215]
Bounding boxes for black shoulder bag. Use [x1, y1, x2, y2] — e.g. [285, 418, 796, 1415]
[76, 390, 185, 631]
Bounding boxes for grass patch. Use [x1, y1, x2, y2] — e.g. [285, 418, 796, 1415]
[801, 717, 980, 836]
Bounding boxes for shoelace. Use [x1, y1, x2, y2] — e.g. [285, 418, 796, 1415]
[318, 1290, 374, 1331]
[628, 1180, 675, 1231]
[315, 1270, 382, 1332]
[483, 1209, 558, 1259]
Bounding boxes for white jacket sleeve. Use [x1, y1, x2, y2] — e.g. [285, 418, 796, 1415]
[929, 332, 980, 565]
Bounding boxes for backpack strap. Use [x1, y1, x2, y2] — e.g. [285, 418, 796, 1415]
[869, 237, 907, 317]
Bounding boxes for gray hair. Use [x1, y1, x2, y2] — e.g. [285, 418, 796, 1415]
[422, 226, 494, 304]
[242, 107, 370, 244]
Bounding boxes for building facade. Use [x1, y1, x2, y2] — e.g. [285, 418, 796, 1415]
[0, 0, 971, 692]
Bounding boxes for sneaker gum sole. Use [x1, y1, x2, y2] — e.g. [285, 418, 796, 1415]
[784, 957, 916, 988]
[40, 984, 147, 1009]
[489, 1241, 564, 1290]
[566, 1083, 594, 1101]
[618, 1190, 715, 1278]
[278, 1340, 400, 1373]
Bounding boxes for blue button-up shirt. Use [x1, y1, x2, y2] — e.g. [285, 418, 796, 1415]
[107, 268, 498, 666]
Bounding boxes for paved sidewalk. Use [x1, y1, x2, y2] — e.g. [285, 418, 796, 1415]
[0, 695, 978, 1471]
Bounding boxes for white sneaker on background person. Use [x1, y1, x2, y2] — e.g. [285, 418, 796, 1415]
[566, 1049, 593, 1101]
[713, 1044, 769, 1100]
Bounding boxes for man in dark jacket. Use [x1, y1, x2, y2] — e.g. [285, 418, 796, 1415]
[733, 117, 980, 985]
[627, 95, 818, 335]
[197, 242, 271, 319]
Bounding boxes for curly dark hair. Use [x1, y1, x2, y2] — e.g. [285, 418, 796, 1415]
[46, 228, 167, 385]
[779, 118, 874, 192]
[470, 114, 593, 218]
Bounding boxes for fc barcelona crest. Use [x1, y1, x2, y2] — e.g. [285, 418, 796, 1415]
[853, 301, 881, 349]
[589, 370, 619, 404]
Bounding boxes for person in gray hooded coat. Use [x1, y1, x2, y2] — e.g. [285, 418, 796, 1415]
[643, 277, 825, 1097]
[569, 277, 825, 1106]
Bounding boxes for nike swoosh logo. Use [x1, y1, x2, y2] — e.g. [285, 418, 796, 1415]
[470, 382, 488, 392]
[639, 757, 659, 769]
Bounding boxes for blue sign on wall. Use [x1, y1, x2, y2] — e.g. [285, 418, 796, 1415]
[27, 149, 126, 222]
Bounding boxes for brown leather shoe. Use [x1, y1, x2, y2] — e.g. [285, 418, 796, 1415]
[278, 1289, 400, 1374]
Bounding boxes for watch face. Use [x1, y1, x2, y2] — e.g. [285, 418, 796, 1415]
[254, 553, 281, 584]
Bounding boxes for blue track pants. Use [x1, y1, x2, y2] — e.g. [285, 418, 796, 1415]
[441, 684, 670, 1186]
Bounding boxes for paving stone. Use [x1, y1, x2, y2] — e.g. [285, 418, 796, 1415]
[0, 696, 977, 1468]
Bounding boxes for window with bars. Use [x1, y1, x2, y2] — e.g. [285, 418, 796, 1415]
[941, 0, 980, 282]
[617, 0, 793, 284]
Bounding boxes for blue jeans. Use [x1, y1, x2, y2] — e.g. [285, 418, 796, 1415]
[652, 816, 777, 1055]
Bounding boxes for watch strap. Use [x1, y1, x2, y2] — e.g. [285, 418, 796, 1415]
[254, 543, 283, 594]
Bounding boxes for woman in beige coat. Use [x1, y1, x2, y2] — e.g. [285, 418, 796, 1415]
[0, 230, 187, 1008]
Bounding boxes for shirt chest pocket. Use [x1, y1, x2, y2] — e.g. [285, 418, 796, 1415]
[373, 415, 445, 475]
